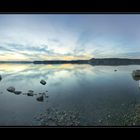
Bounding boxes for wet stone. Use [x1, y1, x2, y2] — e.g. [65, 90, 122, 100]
[14, 91, 22, 95]
[40, 80, 46, 85]
[7, 87, 15, 93]
[27, 90, 34, 96]
[98, 120, 102, 123]
[107, 115, 111, 118]
[36, 96, 44, 102]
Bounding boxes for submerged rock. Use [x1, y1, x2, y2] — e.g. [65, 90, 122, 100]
[114, 70, 117, 72]
[36, 96, 44, 102]
[40, 80, 46, 85]
[46, 95, 49, 98]
[7, 87, 15, 93]
[27, 90, 34, 96]
[14, 91, 22, 95]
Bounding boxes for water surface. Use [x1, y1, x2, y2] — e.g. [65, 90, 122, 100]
[0, 64, 140, 126]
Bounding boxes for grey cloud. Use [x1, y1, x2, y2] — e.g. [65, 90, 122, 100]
[0, 46, 12, 52]
[6, 43, 49, 53]
[1, 42, 75, 60]
[48, 38, 60, 43]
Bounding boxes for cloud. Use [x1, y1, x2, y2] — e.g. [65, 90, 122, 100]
[1, 15, 140, 60]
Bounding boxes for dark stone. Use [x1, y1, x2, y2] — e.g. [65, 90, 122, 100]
[27, 90, 34, 96]
[14, 91, 22, 95]
[27, 93, 33, 96]
[36, 96, 44, 102]
[7, 87, 15, 93]
[40, 80, 46, 85]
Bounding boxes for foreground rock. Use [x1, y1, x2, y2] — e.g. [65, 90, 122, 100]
[36, 95, 44, 102]
[132, 70, 140, 77]
[7, 87, 15, 93]
[40, 80, 46, 85]
[14, 91, 22, 95]
[27, 90, 34, 96]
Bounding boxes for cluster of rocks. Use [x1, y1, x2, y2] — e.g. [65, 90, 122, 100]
[6, 79, 48, 102]
[35, 108, 80, 126]
[7, 87, 22, 95]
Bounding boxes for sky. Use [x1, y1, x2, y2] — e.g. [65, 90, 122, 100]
[0, 14, 140, 61]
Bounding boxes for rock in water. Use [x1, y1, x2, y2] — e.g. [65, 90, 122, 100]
[132, 70, 140, 77]
[40, 80, 46, 85]
[14, 91, 22, 95]
[0, 75, 2, 81]
[27, 90, 34, 96]
[7, 87, 15, 93]
[36, 96, 44, 102]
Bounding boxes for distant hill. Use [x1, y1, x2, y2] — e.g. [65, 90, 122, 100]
[89, 58, 140, 65]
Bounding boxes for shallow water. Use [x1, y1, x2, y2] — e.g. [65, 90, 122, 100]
[0, 64, 140, 126]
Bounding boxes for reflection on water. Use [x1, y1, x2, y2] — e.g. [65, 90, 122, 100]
[1, 64, 140, 125]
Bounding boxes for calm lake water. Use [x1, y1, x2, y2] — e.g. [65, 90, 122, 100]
[0, 64, 140, 126]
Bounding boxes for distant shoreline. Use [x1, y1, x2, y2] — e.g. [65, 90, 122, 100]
[1, 58, 140, 65]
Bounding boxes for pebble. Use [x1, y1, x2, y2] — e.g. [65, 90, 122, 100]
[98, 120, 102, 123]
[108, 115, 111, 118]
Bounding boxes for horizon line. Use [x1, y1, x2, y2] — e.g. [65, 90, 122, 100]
[0, 58, 140, 62]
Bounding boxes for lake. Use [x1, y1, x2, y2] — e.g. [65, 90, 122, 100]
[0, 63, 140, 126]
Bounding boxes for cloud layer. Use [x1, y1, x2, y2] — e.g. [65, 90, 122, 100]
[0, 14, 140, 61]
